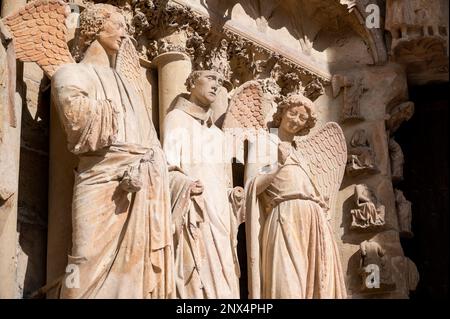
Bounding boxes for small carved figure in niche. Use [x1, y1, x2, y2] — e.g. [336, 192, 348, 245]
[395, 189, 414, 238]
[346, 129, 379, 177]
[360, 240, 396, 292]
[389, 138, 405, 183]
[206, 38, 232, 83]
[386, 101, 414, 135]
[350, 184, 386, 231]
[332, 74, 366, 123]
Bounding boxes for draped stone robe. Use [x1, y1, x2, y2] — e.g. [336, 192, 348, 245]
[246, 137, 347, 299]
[163, 97, 240, 299]
[51, 62, 174, 299]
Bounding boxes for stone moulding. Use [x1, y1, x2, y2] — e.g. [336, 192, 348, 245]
[339, 0, 388, 65]
[140, 0, 388, 100]
[220, 22, 332, 83]
[144, 0, 332, 100]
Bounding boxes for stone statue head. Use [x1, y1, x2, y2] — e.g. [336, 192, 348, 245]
[186, 70, 224, 108]
[271, 93, 317, 136]
[73, 4, 127, 61]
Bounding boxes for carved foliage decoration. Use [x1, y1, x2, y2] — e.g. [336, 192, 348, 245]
[120, 0, 329, 101]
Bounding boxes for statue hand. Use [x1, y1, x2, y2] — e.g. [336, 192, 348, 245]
[190, 180, 204, 196]
[119, 168, 142, 193]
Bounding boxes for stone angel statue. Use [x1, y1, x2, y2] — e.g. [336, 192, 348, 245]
[225, 90, 348, 298]
[1, 0, 174, 298]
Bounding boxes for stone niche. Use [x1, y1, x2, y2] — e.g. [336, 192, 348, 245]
[1, 0, 440, 299]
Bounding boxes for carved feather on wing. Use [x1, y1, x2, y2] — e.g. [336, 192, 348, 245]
[294, 122, 347, 215]
[222, 81, 272, 130]
[115, 36, 154, 113]
[2, 0, 75, 78]
[116, 37, 145, 96]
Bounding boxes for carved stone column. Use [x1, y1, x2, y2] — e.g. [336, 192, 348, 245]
[0, 0, 26, 299]
[152, 51, 191, 137]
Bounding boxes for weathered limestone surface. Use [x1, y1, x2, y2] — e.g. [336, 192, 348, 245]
[0, 0, 448, 299]
[386, 0, 449, 84]
[0, 0, 26, 299]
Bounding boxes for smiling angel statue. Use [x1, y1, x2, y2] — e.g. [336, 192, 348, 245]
[1, 0, 174, 298]
[223, 86, 348, 298]
[249, 94, 347, 298]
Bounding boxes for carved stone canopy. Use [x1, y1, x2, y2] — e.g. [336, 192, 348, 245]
[93, 0, 388, 101]
[385, 0, 449, 85]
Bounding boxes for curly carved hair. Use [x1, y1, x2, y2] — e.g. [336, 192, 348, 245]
[185, 70, 223, 92]
[72, 4, 122, 61]
[270, 94, 318, 136]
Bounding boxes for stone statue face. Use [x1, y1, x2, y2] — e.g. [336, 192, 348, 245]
[190, 71, 222, 107]
[97, 12, 127, 56]
[280, 104, 309, 135]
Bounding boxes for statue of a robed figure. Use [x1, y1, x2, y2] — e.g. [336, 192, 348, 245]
[2, 0, 175, 298]
[163, 70, 242, 298]
[241, 94, 348, 298]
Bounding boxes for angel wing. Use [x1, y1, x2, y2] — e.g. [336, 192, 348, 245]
[294, 122, 347, 216]
[1, 0, 74, 78]
[116, 37, 144, 94]
[222, 81, 272, 130]
[115, 37, 153, 111]
[221, 81, 272, 166]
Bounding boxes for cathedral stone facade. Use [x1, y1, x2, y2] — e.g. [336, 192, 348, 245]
[0, 0, 448, 299]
